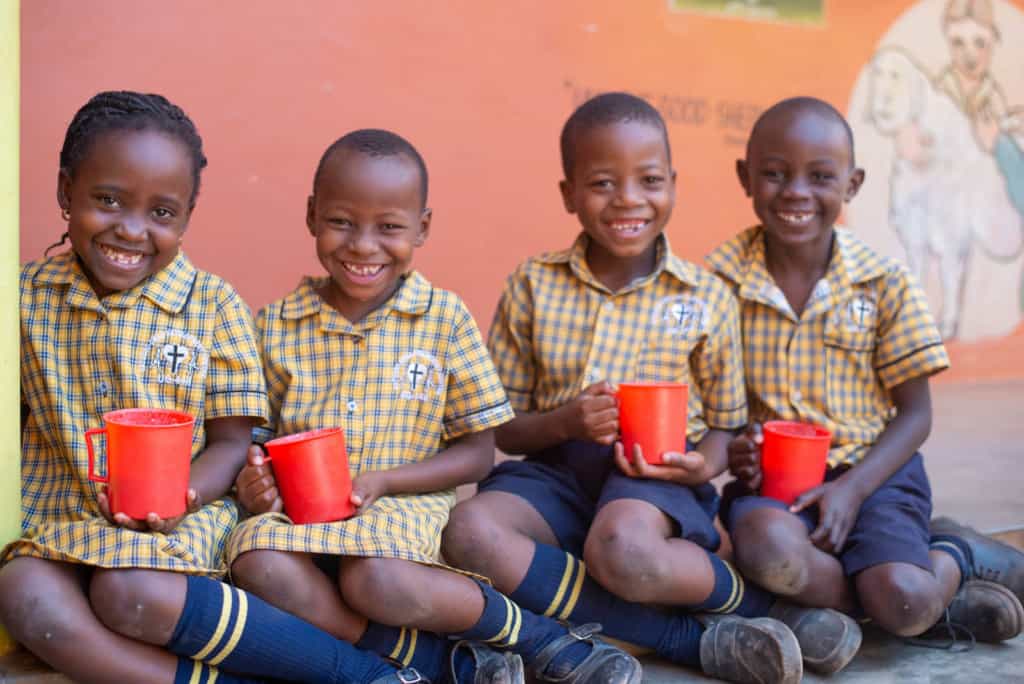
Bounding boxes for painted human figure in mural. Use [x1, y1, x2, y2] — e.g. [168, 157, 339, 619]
[859, 0, 1023, 341]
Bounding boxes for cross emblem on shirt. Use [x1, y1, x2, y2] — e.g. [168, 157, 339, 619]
[407, 362, 427, 390]
[162, 344, 188, 374]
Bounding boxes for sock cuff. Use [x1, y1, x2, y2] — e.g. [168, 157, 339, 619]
[470, 580, 525, 648]
[703, 555, 747, 614]
[170, 578, 249, 666]
[930, 534, 973, 587]
[358, 623, 420, 668]
[510, 543, 586, 621]
[175, 659, 221, 684]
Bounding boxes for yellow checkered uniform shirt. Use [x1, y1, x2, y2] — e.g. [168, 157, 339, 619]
[488, 233, 747, 442]
[707, 226, 950, 467]
[227, 272, 513, 565]
[6, 251, 267, 576]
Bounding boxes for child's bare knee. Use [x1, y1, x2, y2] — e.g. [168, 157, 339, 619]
[0, 562, 73, 647]
[231, 550, 311, 611]
[339, 558, 430, 623]
[858, 565, 942, 636]
[442, 503, 501, 569]
[89, 568, 171, 639]
[584, 523, 668, 602]
[733, 513, 810, 596]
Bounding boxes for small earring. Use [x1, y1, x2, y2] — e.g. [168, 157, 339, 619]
[61, 208, 70, 221]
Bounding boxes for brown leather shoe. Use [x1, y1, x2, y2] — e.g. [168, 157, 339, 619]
[769, 601, 862, 675]
[529, 623, 642, 684]
[699, 615, 802, 684]
[945, 579, 1024, 643]
[449, 641, 525, 684]
[931, 517, 1024, 603]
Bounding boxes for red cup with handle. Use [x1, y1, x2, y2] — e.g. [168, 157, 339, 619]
[617, 382, 688, 465]
[86, 408, 195, 519]
[264, 427, 355, 524]
[760, 420, 832, 505]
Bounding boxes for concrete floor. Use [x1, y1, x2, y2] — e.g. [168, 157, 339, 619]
[3, 381, 1023, 682]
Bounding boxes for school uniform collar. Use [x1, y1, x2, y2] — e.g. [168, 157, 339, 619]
[539, 232, 698, 294]
[33, 250, 196, 314]
[707, 226, 889, 319]
[281, 271, 433, 331]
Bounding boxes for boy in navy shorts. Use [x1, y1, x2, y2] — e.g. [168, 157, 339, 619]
[444, 93, 858, 684]
[713, 96, 1024, 647]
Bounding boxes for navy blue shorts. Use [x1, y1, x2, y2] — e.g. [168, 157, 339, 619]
[721, 452, 933, 576]
[478, 440, 721, 556]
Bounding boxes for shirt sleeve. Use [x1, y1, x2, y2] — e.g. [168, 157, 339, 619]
[689, 277, 748, 436]
[486, 268, 537, 413]
[251, 306, 283, 445]
[874, 266, 949, 389]
[443, 300, 514, 440]
[205, 287, 269, 422]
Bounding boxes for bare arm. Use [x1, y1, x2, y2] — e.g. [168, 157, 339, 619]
[190, 416, 259, 504]
[495, 381, 618, 455]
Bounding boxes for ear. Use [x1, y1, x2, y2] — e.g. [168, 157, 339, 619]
[735, 159, 752, 197]
[559, 179, 576, 214]
[414, 208, 432, 247]
[845, 167, 866, 201]
[306, 195, 316, 236]
[56, 168, 72, 210]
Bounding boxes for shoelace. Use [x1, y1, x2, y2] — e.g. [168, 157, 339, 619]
[904, 609, 976, 653]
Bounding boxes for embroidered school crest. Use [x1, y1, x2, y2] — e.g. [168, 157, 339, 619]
[392, 350, 444, 401]
[652, 295, 707, 336]
[137, 329, 209, 387]
[842, 293, 877, 332]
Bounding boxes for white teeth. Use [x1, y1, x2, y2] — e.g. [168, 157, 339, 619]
[99, 244, 143, 265]
[777, 212, 814, 225]
[610, 220, 647, 233]
[343, 263, 384, 276]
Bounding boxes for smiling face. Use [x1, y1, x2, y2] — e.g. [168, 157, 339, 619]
[737, 106, 864, 250]
[58, 129, 194, 298]
[945, 16, 996, 83]
[307, 149, 430, 322]
[559, 120, 675, 274]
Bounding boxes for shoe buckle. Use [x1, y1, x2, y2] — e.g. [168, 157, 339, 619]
[568, 623, 602, 641]
[395, 668, 426, 683]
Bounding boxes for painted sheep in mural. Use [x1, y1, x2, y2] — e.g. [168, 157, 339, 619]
[866, 46, 1022, 339]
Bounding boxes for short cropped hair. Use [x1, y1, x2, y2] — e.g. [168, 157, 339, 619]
[560, 92, 670, 178]
[747, 96, 856, 167]
[313, 128, 429, 208]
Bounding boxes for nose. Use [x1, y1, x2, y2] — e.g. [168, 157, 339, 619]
[113, 213, 147, 242]
[781, 175, 811, 199]
[348, 225, 378, 256]
[612, 179, 644, 207]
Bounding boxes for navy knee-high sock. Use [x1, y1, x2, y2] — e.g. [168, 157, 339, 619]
[173, 659, 262, 684]
[930, 534, 973, 589]
[356, 623, 449, 682]
[167, 576, 396, 684]
[509, 542, 707, 667]
[452, 579, 593, 679]
[685, 550, 775, 617]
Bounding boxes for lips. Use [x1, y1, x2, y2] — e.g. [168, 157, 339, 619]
[342, 262, 385, 276]
[775, 211, 815, 226]
[97, 243, 145, 267]
[607, 219, 650, 236]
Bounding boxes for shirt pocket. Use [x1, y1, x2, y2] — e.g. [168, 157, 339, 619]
[823, 315, 876, 420]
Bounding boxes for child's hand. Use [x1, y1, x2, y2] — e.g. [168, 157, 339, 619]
[613, 442, 709, 485]
[350, 471, 390, 515]
[790, 479, 865, 554]
[562, 381, 618, 445]
[727, 424, 763, 490]
[235, 444, 283, 515]
[97, 487, 201, 533]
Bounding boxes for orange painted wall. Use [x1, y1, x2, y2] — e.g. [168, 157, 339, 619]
[21, 1, 1024, 381]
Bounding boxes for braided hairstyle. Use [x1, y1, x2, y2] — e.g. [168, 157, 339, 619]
[48, 91, 207, 255]
[560, 92, 671, 179]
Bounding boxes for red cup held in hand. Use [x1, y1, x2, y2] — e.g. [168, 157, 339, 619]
[264, 427, 355, 524]
[86, 408, 195, 520]
[760, 420, 831, 505]
[617, 382, 688, 465]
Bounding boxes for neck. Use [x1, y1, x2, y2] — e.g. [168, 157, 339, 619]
[763, 228, 835, 282]
[585, 238, 659, 293]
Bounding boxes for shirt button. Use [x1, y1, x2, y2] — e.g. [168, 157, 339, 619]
[793, 390, 802, 402]
[603, 300, 614, 311]
[347, 400, 358, 413]
[97, 382, 110, 397]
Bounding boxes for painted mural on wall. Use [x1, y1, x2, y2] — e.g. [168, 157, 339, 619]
[848, 0, 1024, 342]
[668, 0, 825, 25]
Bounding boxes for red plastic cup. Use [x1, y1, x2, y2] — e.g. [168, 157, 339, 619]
[617, 382, 688, 465]
[85, 408, 195, 519]
[264, 428, 355, 524]
[760, 421, 832, 505]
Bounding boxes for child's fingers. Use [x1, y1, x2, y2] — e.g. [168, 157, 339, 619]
[789, 486, 825, 514]
[113, 512, 146, 531]
[612, 442, 636, 476]
[268, 496, 284, 514]
[246, 444, 265, 467]
[662, 450, 705, 471]
[96, 489, 115, 523]
[185, 488, 201, 513]
[237, 465, 275, 492]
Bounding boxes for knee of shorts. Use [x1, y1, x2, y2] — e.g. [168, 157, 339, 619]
[583, 519, 669, 603]
[338, 558, 429, 620]
[732, 510, 811, 596]
[858, 565, 944, 637]
[231, 550, 313, 610]
[441, 500, 504, 568]
[0, 559, 80, 647]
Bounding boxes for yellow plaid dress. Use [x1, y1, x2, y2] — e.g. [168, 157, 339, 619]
[707, 226, 950, 467]
[226, 272, 514, 565]
[5, 251, 268, 576]
[488, 233, 747, 441]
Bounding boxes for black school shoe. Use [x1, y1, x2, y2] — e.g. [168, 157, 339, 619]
[768, 601, 862, 675]
[528, 623, 642, 684]
[449, 641, 525, 684]
[698, 615, 802, 684]
[931, 517, 1024, 604]
[947, 579, 1024, 643]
